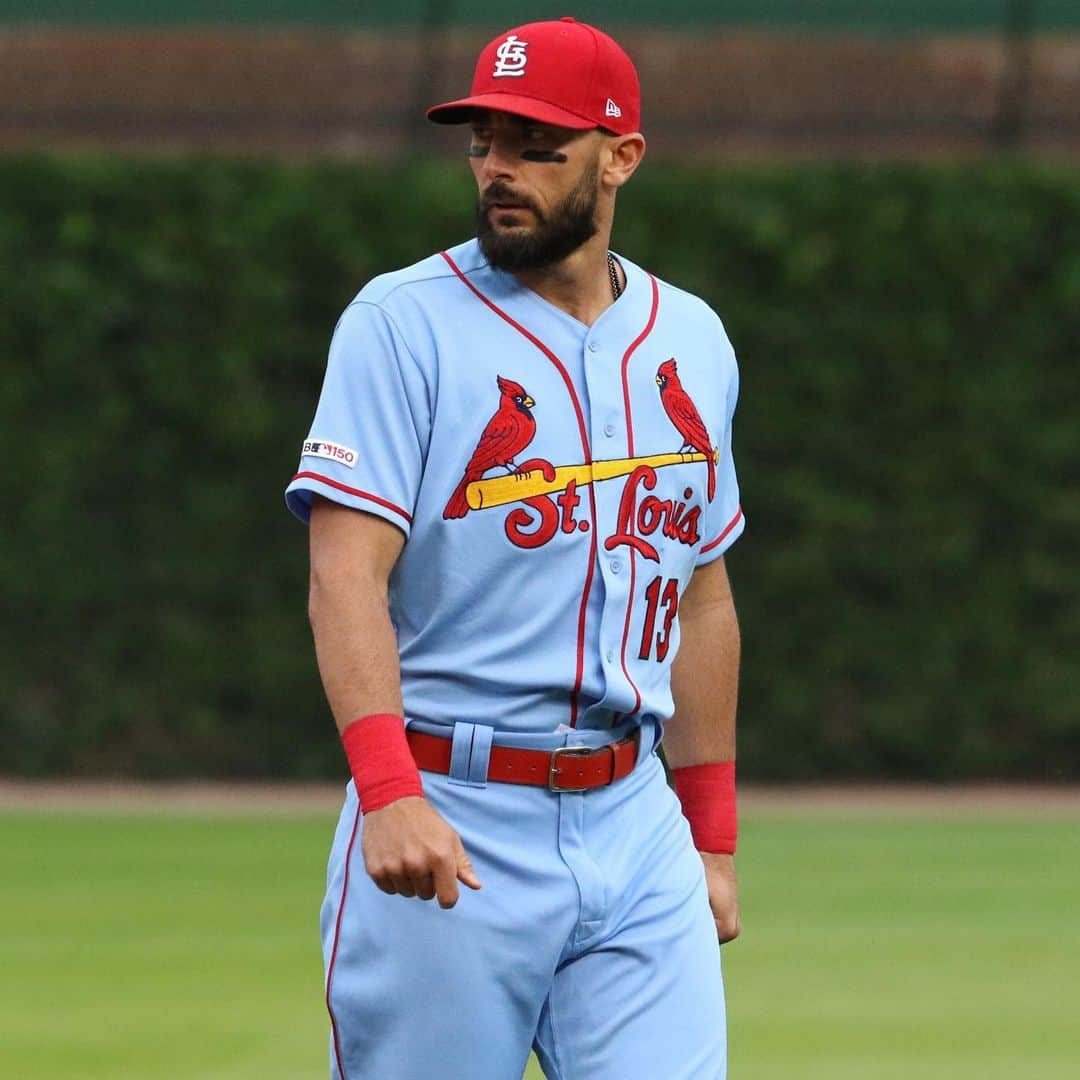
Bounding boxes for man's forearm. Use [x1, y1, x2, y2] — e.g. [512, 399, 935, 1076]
[307, 499, 480, 906]
[664, 558, 740, 768]
[309, 570, 404, 733]
[308, 498, 406, 734]
[666, 557, 742, 939]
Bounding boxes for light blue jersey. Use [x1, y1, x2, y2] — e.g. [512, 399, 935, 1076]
[289, 238, 742, 1079]
[287, 239, 744, 737]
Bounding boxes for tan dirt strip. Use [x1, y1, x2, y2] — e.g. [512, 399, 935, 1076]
[1, 780, 1078, 817]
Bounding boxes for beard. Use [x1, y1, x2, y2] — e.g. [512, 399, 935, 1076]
[476, 160, 599, 273]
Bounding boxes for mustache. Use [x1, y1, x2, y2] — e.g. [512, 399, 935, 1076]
[479, 184, 541, 217]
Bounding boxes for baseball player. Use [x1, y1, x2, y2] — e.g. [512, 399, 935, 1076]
[286, 17, 745, 1079]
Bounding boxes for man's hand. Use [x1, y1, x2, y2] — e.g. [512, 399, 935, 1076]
[701, 852, 740, 943]
[361, 796, 483, 909]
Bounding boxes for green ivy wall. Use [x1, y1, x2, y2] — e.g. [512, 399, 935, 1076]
[2, 157, 1077, 779]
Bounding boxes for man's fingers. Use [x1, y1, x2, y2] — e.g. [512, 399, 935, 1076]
[455, 843, 483, 891]
[433, 857, 461, 909]
[391, 873, 417, 898]
[700, 852, 739, 943]
[362, 806, 480, 906]
[458, 863, 483, 890]
[415, 871, 437, 902]
[371, 866, 448, 903]
[715, 915, 741, 944]
[372, 874, 397, 896]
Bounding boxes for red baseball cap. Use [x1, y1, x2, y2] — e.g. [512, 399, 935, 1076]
[427, 17, 640, 135]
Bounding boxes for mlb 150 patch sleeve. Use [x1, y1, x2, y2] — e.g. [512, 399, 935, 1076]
[286, 301, 431, 537]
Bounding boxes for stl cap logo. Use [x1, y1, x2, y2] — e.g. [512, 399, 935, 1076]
[493, 34, 529, 78]
[605, 98, 622, 119]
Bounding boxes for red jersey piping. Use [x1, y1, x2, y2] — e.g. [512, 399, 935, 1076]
[615, 273, 661, 716]
[701, 505, 744, 554]
[440, 250, 596, 726]
[292, 471, 413, 525]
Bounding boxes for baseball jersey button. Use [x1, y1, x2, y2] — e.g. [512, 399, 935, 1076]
[603, 422, 616, 437]
[610, 559, 622, 573]
[587, 341, 599, 353]
[606, 650, 615, 663]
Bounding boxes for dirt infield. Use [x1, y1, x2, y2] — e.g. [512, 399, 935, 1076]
[2, 28, 1078, 159]
[2, 778, 1078, 816]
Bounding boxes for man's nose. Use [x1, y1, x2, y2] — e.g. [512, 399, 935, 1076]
[479, 136, 518, 182]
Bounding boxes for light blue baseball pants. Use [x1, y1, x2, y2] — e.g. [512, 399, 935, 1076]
[321, 720, 727, 1080]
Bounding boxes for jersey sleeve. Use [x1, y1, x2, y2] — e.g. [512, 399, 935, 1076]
[697, 337, 745, 566]
[285, 300, 430, 538]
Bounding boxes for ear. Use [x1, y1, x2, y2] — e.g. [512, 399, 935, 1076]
[600, 133, 647, 190]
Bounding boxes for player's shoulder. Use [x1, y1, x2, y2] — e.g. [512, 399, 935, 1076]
[328, 241, 482, 368]
[352, 239, 481, 310]
[630, 263, 737, 364]
[655, 274, 729, 333]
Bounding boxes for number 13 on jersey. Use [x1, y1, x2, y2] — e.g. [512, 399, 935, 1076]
[639, 575, 679, 661]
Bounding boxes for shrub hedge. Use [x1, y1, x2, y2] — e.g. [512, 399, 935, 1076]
[2, 157, 1077, 780]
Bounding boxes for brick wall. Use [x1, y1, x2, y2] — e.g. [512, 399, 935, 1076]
[2, 28, 1078, 158]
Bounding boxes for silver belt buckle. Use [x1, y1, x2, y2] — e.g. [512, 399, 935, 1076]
[548, 744, 612, 792]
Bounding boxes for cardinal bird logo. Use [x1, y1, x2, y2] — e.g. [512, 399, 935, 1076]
[656, 358, 716, 502]
[443, 375, 537, 519]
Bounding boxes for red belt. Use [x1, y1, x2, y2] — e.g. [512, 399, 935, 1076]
[406, 729, 639, 792]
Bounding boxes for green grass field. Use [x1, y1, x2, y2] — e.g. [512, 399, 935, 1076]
[1, 803, 1077, 1079]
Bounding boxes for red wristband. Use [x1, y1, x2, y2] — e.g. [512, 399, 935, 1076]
[672, 761, 737, 855]
[341, 713, 424, 813]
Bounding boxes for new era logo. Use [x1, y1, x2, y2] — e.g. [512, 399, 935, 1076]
[605, 98, 622, 119]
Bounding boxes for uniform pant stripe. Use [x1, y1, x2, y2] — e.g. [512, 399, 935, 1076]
[326, 799, 362, 1079]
